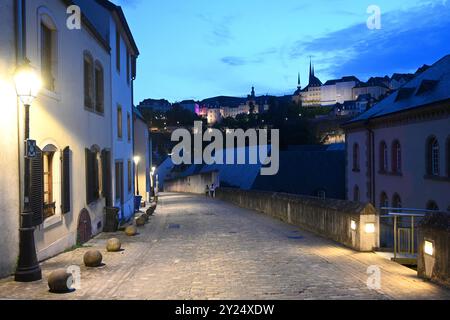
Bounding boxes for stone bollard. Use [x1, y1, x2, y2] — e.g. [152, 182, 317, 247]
[125, 225, 138, 236]
[83, 250, 103, 267]
[48, 270, 73, 293]
[136, 215, 146, 227]
[106, 238, 122, 252]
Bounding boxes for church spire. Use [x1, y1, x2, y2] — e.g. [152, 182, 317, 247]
[297, 72, 301, 89]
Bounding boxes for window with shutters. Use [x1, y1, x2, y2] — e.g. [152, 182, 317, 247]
[127, 160, 132, 193]
[94, 61, 104, 114]
[86, 147, 100, 205]
[116, 30, 121, 72]
[40, 16, 57, 91]
[61, 147, 71, 214]
[127, 112, 131, 142]
[126, 51, 130, 85]
[117, 106, 123, 139]
[84, 52, 94, 109]
[30, 147, 44, 226]
[115, 161, 124, 203]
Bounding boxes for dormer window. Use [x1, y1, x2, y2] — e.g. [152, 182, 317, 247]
[395, 87, 415, 101]
[416, 80, 439, 95]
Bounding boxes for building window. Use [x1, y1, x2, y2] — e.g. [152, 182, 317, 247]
[85, 147, 100, 205]
[447, 137, 450, 178]
[43, 151, 56, 220]
[380, 141, 388, 172]
[380, 192, 389, 213]
[392, 193, 402, 208]
[127, 160, 132, 193]
[353, 185, 360, 202]
[94, 62, 104, 113]
[40, 22, 56, 91]
[127, 112, 131, 142]
[426, 136, 440, 176]
[353, 143, 360, 172]
[117, 106, 123, 139]
[116, 30, 121, 72]
[126, 51, 130, 85]
[115, 161, 123, 201]
[83, 52, 94, 109]
[392, 140, 402, 174]
[426, 201, 439, 211]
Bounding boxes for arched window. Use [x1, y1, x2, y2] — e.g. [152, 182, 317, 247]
[380, 192, 389, 211]
[426, 201, 439, 211]
[353, 143, 360, 171]
[426, 136, 440, 176]
[353, 185, 360, 202]
[392, 140, 402, 174]
[380, 141, 388, 172]
[38, 8, 58, 91]
[84, 52, 94, 109]
[392, 193, 402, 208]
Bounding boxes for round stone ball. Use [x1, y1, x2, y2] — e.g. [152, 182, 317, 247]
[136, 215, 146, 227]
[125, 225, 137, 236]
[48, 270, 73, 293]
[106, 238, 122, 252]
[146, 207, 155, 216]
[83, 250, 103, 267]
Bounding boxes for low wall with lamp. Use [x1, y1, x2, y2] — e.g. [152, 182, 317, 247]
[418, 212, 450, 288]
[216, 188, 379, 252]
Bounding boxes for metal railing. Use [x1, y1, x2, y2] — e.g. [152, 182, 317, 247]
[379, 207, 437, 261]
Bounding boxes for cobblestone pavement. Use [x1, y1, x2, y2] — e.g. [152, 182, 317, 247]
[0, 193, 449, 300]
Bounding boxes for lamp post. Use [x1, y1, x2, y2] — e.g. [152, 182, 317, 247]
[133, 156, 141, 196]
[14, 61, 42, 282]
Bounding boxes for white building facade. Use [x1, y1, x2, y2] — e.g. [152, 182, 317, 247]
[0, 0, 139, 278]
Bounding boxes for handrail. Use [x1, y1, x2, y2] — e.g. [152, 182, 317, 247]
[381, 207, 448, 214]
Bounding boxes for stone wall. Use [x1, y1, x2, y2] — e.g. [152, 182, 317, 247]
[418, 213, 449, 288]
[216, 188, 379, 252]
[165, 171, 219, 195]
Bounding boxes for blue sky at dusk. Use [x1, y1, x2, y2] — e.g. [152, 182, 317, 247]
[111, 0, 450, 103]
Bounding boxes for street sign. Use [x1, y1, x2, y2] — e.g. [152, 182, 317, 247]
[25, 139, 37, 159]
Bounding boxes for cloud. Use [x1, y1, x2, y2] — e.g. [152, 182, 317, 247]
[221, 56, 263, 66]
[289, 2, 450, 79]
[197, 14, 236, 46]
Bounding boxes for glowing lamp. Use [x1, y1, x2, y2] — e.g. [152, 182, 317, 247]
[351, 220, 357, 231]
[14, 62, 42, 106]
[133, 156, 141, 165]
[424, 241, 434, 256]
[365, 223, 376, 234]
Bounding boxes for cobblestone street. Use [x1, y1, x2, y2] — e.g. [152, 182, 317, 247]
[0, 193, 449, 300]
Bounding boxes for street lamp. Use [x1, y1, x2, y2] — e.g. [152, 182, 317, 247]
[13, 60, 42, 282]
[134, 156, 141, 196]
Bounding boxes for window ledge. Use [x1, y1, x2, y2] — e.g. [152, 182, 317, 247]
[40, 88, 61, 101]
[43, 215, 63, 230]
[424, 175, 450, 183]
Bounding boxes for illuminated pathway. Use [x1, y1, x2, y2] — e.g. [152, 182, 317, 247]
[0, 193, 449, 300]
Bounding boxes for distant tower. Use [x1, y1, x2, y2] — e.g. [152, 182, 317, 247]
[297, 72, 301, 89]
[251, 86, 255, 99]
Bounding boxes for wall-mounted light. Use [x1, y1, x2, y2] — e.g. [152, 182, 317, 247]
[424, 240, 434, 256]
[351, 220, 357, 231]
[365, 223, 376, 234]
